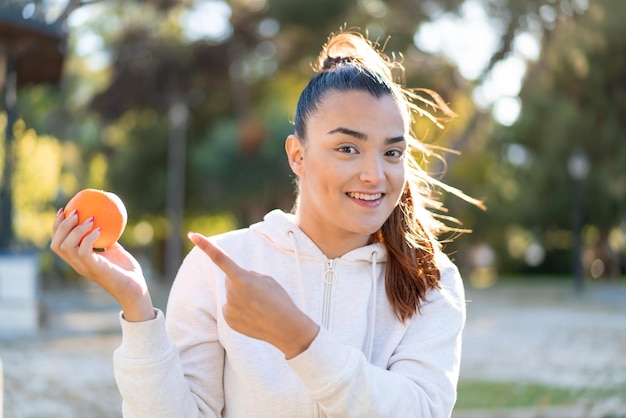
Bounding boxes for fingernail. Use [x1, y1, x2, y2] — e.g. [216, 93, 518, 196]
[70, 209, 78, 216]
[85, 216, 94, 224]
[187, 231, 201, 244]
[56, 208, 64, 217]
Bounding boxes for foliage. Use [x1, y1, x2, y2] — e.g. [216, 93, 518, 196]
[483, 0, 626, 277]
[3, 0, 625, 279]
[0, 116, 80, 248]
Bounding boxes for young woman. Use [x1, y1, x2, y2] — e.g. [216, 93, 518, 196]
[51, 29, 473, 417]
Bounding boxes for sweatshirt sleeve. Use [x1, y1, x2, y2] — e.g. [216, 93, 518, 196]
[287, 253, 466, 418]
[113, 248, 225, 418]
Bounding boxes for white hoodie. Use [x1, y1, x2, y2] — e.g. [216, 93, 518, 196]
[114, 209, 466, 418]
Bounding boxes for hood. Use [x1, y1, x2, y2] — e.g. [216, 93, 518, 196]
[249, 209, 387, 264]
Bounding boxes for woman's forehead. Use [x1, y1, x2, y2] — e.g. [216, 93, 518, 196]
[311, 90, 408, 131]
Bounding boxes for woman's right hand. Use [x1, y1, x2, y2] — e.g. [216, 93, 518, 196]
[50, 209, 156, 322]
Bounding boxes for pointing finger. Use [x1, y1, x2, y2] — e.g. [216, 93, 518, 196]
[187, 232, 246, 279]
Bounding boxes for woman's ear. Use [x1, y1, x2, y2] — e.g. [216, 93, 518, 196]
[285, 134, 304, 176]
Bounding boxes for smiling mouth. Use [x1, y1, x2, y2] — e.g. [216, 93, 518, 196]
[347, 192, 383, 201]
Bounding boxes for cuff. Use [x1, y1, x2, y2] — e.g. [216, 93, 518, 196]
[287, 326, 353, 395]
[117, 308, 173, 360]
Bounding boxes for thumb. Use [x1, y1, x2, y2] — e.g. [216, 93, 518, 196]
[187, 231, 246, 279]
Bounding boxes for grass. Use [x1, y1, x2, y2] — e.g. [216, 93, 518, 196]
[456, 379, 626, 411]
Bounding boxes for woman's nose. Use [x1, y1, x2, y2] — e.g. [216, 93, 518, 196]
[359, 155, 385, 184]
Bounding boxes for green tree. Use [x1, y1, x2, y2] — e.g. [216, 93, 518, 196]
[487, 0, 626, 278]
[83, 0, 472, 278]
[18, 0, 614, 281]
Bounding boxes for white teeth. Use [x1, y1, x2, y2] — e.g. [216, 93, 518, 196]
[348, 192, 382, 201]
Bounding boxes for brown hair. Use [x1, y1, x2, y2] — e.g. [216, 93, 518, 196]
[294, 29, 482, 322]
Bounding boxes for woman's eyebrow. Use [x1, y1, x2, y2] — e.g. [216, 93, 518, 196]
[386, 136, 406, 144]
[327, 127, 366, 139]
[327, 127, 405, 144]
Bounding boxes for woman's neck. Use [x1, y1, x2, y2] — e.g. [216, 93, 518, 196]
[293, 212, 371, 259]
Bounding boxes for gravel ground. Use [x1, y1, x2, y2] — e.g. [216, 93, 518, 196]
[1, 279, 625, 418]
[461, 283, 626, 389]
[1, 284, 125, 418]
[456, 281, 626, 418]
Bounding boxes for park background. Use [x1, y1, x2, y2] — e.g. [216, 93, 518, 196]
[0, 0, 625, 417]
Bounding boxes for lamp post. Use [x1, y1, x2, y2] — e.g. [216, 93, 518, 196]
[164, 99, 189, 282]
[567, 148, 589, 294]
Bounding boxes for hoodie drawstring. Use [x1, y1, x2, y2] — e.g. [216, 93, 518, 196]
[288, 229, 379, 364]
[287, 230, 307, 311]
[367, 251, 378, 363]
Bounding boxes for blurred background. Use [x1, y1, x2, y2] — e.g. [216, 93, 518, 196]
[0, 0, 624, 417]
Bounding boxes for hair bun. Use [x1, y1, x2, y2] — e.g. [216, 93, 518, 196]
[321, 55, 357, 71]
[314, 30, 395, 81]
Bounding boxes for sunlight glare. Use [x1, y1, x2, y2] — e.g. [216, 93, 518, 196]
[414, 0, 540, 126]
[493, 97, 522, 126]
[505, 143, 530, 167]
[181, 0, 233, 43]
[413, 0, 500, 80]
[513, 32, 540, 61]
[68, 10, 110, 70]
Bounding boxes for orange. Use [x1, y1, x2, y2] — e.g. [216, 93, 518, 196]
[64, 188, 128, 249]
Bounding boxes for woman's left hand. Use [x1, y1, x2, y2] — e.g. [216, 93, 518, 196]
[188, 232, 320, 359]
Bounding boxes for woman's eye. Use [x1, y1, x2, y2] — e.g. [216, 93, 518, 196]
[337, 145, 357, 154]
[386, 149, 404, 158]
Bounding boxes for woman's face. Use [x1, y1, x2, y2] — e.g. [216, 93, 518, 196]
[286, 90, 408, 257]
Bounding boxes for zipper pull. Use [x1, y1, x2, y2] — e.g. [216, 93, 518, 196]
[324, 259, 338, 284]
